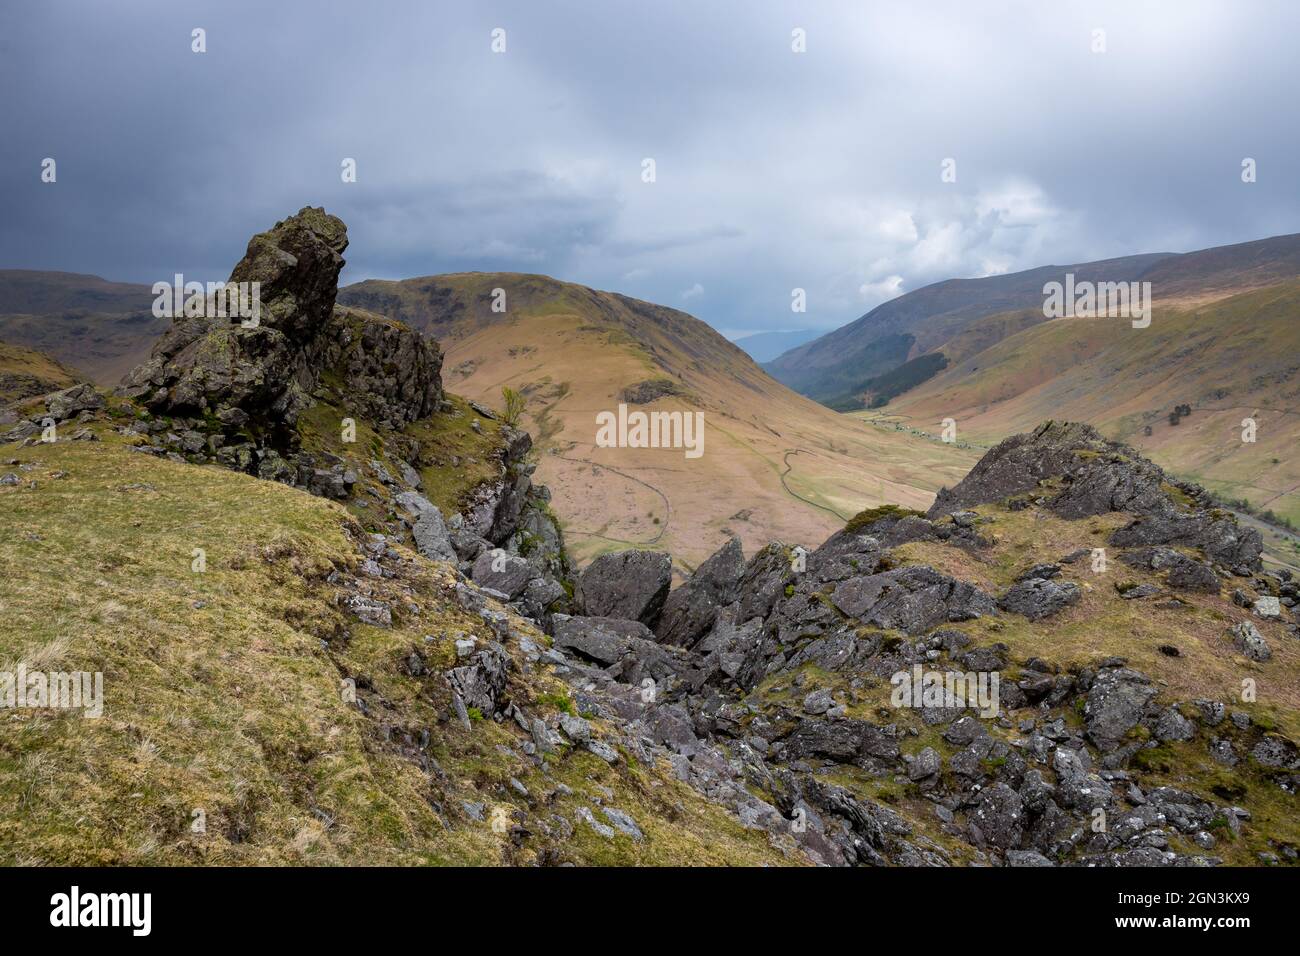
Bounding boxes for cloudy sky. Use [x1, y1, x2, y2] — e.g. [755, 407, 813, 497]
[2, 0, 1298, 338]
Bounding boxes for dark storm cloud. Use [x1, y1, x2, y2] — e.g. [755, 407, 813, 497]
[2, 0, 1298, 338]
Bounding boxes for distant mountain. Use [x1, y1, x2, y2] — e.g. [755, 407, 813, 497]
[0, 270, 163, 384]
[731, 328, 822, 363]
[340, 274, 979, 565]
[764, 253, 1170, 402]
[768, 233, 1300, 406]
[0, 270, 155, 314]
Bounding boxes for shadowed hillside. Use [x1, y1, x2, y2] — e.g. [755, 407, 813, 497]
[0, 270, 166, 384]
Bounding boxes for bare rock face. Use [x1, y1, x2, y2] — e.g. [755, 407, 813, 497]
[1229, 620, 1272, 662]
[44, 383, 104, 420]
[1084, 666, 1158, 751]
[121, 207, 350, 429]
[831, 565, 996, 634]
[320, 308, 443, 429]
[1111, 509, 1261, 573]
[655, 537, 746, 648]
[575, 549, 672, 626]
[998, 576, 1081, 621]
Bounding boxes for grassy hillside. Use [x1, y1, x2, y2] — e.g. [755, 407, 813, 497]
[0, 341, 82, 404]
[341, 273, 981, 568]
[872, 281, 1300, 563]
[0, 417, 794, 866]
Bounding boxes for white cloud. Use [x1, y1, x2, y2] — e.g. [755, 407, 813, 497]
[877, 211, 918, 243]
[976, 180, 1060, 229]
[681, 282, 704, 300]
[858, 274, 905, 304]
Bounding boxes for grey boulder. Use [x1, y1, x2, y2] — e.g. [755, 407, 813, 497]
[575, 549, 672, 626]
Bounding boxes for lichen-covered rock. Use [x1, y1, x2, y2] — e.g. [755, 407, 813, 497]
[395, 492, 456, 563]
[1111, 511, 1261, 574]
[831, 565, 996, 634]
[121, 207, 349, 426]
[1228, 620, 1271, 662]
[968, 782, 1025, 851]
[551, 614, 690, 684]
[778, 717, 900, 763]
[907, 746, 942, 781]
[1119, 546, 1218, 592]
[470, 549, 533, 599]
[734, 542, 797, 622]
[998, 577, 1081, 621]
[44, 383, 104, 421]
[1084, 666, 1158, 751]
[319, 308, 443, 429]
[446, 642, 510, 716]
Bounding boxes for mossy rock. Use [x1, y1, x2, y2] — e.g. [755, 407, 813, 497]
[844, 504, 924, 534]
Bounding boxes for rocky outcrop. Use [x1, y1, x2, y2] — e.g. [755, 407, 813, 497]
[929, 420, 1263, 576]
[485, 421, 1290, 867]
[1112, 510, 1261, 574]
[998, 577, 1081, 620]
[1119, 547, 1219, 592]
[929, 421, 1168, 518]
[121, 207, 351, 427]
[319, 308, 443, 429]
[831, 566, 996, 633]
[619, 378, 685, 404]
[44, 383, 104, 421]
[103, 209, 576, 633]
[116, 209, 443, 493]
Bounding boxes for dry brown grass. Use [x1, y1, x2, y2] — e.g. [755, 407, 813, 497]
[0, 429, 795, 866]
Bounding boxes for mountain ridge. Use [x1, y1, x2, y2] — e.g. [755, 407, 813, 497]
[767, 232, 1300, 405]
